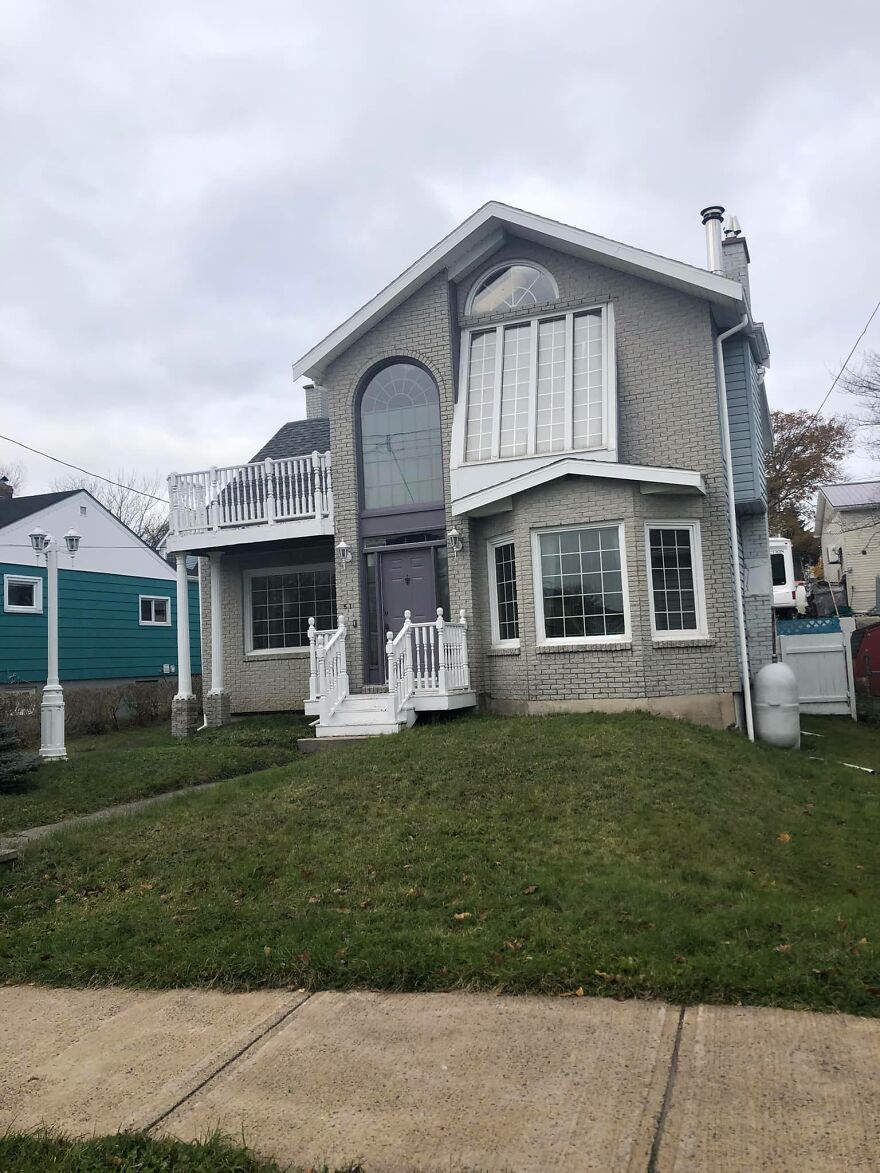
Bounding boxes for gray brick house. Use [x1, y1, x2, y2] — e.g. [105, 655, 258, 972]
[166, 202, 773, 738]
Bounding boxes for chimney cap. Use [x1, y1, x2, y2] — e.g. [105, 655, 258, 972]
[700, 205, 725, 225]
[724, 214, 742, 238]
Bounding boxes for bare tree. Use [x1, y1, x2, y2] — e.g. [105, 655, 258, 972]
[0, 461, 26, 492]
[841, 350, 880, 454]
[51, 468, 170, 550]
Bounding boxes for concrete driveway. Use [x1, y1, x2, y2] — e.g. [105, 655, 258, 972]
[1, 985, 878, 1171]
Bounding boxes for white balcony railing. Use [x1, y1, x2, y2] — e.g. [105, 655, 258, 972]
[168, 452, 332, 538]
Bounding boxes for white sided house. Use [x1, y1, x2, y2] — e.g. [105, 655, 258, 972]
[816, 481, 880, 618]
[166, 202, 774, 739]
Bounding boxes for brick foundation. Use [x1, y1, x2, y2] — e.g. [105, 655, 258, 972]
[171, 694, 200, 738]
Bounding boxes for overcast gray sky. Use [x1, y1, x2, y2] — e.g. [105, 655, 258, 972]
[2, 0, 878, 496]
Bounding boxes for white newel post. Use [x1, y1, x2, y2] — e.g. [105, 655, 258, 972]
[307, 617, 318, 702]
[167, 473, 178, 536]
[39, 539, 66, 760]
[436, 608, 448, 693]
[459, 609, 470, 690]
[386, 629, 396, 713]
[171, 553, 199, 737]
[312, 451, 323, 516]
[205, 552, 231, 726]
[209, 466, 220, 529]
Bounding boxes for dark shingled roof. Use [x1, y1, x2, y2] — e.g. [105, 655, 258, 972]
[250, 418, 331, 462]
[0, 490, 80, 531]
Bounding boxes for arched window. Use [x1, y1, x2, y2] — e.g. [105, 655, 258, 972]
[359, 362, 443, 510]
[467, 263, 558, 316]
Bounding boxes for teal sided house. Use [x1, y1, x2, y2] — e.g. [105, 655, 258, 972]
[0, 485, 200, 689]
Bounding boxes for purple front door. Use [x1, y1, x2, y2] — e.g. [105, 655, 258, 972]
[380, 547, 436, 640]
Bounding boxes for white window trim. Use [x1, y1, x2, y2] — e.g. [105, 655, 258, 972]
[460, 302, 616, 465]
[531, 521, 631, 646]
[243, 563, 335, 656]
[139, 594, 172, 626]
[644, 520, 709, 641]
[4, 574, 43, 615]
[486, 534, 520, 649]
[464, 258, 559, 316]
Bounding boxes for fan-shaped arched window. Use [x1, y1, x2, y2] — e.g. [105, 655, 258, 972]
[468, 263, 558, 316]
[359, 362, 443, 510]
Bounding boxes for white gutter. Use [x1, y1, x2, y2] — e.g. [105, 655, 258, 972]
[716, 313, 755, 740]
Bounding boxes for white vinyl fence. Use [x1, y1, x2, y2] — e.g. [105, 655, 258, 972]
[777, 617, 856, 719]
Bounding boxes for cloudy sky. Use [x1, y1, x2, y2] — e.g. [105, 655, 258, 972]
[2, 0, 878, 497]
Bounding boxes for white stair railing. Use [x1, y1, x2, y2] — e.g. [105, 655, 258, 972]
[407, 608, 471, 695]
[316, 615, 349, 722]
[307, 617, 337, 705]
[386, 610, 415, 721]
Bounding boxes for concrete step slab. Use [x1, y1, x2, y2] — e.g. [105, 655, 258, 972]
[158, 990, 677, 1172]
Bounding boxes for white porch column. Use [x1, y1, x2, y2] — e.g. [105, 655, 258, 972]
[171, 552, 199, 737]
[204, 551, 232, 727]
[175, 553, 193, 699]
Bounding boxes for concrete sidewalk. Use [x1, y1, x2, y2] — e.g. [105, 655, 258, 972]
[0, 986, 877, 1172]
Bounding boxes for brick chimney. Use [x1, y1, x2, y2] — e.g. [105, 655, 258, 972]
[721, 214, 751, 306]
[304, 383, 328, 420]
[0, 476, 13, 499]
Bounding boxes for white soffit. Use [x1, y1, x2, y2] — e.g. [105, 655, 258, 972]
[292, 202, 746, 381]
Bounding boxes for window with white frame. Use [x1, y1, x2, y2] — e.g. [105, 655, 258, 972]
[463, 305, 613, 463]
[4, 574, 42, 614]
[487, 536, 520, 647]
[533, 523, 628, 642]
[645, 522, 707, 639]
[467, 263, 558, 316]
[246, 566, 336, 652]
[139, 595, 171, 625]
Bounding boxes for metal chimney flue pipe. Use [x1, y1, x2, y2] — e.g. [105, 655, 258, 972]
[700, 205, 725, 273]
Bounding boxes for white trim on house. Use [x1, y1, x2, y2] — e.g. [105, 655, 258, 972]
[452, 456, 705, 516]
[486, 533, 520, 650]
[291, 202, 748, 382]
[531, 521, 631, 647]
[457, 302, 617, 468]
[242, 563, 335, 657]
[4, 573, 43, 614]
[644, 520, 709, 642]
[139, 594, 172, 626]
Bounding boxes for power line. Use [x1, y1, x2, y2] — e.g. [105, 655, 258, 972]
[0, 433, 167, 503]
[811, 295, 880, 420]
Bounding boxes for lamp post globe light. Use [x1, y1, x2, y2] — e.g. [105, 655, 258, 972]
[28, 526, 82, 761]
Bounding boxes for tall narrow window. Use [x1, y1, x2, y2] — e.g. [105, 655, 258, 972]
[536, 318, 566, 453]
[534, 524, 627, 642]
[646, 523, 707, 639]
[572, 311, 604, 449]
[487, 537, 519, 646]
[360, 363, 443, 510]
[499, 324, 531, 457]
[465, 331, 497, 462]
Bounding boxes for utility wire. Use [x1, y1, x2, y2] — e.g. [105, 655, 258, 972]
[0, 433, 167, 503]
[810, 295, 880, 420]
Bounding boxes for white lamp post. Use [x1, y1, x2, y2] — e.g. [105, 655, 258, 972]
[29, 526, 82, 761]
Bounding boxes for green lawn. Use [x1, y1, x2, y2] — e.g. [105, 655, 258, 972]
[0, 1130, 357, 1172]
[1, 712, 877, 1015]
[0, 715, 308, 835]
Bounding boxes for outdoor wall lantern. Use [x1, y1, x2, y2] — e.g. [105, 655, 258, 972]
[447, 527, 462, 559]
[63, 529, 82, 557]
[336, 538, 352, 568]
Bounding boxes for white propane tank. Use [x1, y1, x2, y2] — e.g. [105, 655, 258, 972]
[753, 663, 800, 748]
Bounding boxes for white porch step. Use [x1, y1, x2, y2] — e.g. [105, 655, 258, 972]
[315, 719, 407, 738]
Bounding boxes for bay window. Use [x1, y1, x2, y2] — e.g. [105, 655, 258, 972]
[462, 305, 614, 462]
[533, 523, 629, 644]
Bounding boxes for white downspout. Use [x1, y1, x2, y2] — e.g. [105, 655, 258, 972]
[716, 313, 755, 740]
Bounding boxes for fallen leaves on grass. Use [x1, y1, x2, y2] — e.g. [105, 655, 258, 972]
[523, 884, 538, 895]
[777, 832, 792, 843]
[452, 911, 472, 921]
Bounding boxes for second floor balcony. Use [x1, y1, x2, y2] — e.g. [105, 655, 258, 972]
[166, 451, 333, 553]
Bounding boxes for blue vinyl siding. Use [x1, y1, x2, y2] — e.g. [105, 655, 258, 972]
[723, 335, 767, 513]
[1, 563, 201, 686]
